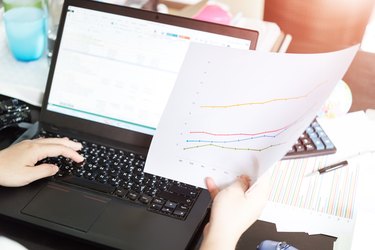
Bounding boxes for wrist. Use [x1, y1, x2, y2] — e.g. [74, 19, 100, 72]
[200, 228, 240, 250]
[200, 237, 238, 250]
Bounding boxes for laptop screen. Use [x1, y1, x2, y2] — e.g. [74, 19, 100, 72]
[44, 3, 257, 137]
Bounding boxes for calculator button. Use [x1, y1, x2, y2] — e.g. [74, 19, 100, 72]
[321, 137, 335, 149]
[312, 138, 325, 150]
[294, 144, 304, 152]
[305, 144, 315, 151]
[317, 131, 327, 137]
[311, 121, 320, 127]
[314, 126, 323, 133]
[306, 127, 314, 134]
[308, 132, 318, 138]
[300, 132, 309, 139]
[301, 138, 312, 144]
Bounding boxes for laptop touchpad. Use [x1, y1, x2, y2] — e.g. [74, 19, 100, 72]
[22, 183, 110, 232]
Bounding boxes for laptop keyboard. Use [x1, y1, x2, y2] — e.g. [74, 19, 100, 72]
[37, 130, 201, 220]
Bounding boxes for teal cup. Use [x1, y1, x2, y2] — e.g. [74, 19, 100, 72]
[3, 5, 47, 61]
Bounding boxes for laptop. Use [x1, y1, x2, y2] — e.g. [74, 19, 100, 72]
[0, 0, 258, 249]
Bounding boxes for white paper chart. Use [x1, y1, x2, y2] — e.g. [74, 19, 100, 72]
[145, 43, 359, 188]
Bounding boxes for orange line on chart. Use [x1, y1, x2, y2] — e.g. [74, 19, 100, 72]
[201, 81, 327, 109]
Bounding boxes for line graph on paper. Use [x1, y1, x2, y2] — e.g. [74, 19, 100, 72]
[183, 126, 287, 151]
[179, 82, 325, 155]
[177, 58, 330, 155]
[269, 156, 359, 219]
[182, 118, 297, 151]
[172, 57, 334, 184]
[144, 43, 358, 188]
[171, 71, 326, 183]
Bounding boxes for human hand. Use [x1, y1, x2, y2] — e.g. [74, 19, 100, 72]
[200, 174, 271, 250]
[0, 138, 84, 187]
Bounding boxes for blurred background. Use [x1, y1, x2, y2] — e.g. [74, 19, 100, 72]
[263, 0, 375, 53]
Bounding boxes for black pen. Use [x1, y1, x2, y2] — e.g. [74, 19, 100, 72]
[305, 150, 375, 177]
[318, 160, 348, 174]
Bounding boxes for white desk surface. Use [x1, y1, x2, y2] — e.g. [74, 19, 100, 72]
[350, 110, 375, 249]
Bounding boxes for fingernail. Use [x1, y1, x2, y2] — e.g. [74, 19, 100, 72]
[238, 174, 246, 179]
[78, 154, 85, 162]
[73, 142, 83, 150]
[52, 165, 59, 173]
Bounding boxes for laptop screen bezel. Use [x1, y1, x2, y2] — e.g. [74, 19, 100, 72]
[40, 0, 259, 150]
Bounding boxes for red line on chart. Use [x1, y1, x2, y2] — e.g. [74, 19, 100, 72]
[183, 142, 285, 151]
[189, 118, 297, 137]
[190, 128, 285, 137]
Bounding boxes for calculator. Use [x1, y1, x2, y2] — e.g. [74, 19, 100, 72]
[283, 119, 336, 160]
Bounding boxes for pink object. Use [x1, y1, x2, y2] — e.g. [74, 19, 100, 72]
[193, 4, 231, 25]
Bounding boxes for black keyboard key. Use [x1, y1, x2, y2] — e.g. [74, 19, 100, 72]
[115, 188, 128, 198]
[139, 194, 152, 204]
[169, 185, 194, 197]
[127, 190, 139, 201]
[164, 201, 177, 209]
[173, 209, 187, 217]
[161, 206, 173, 214]
[73, 160, 86, 168]
[83, 171, 96, 180]
[73, 168, 85, 177]
[152, 197, 165, 205]
[143, 187, 157, 196]
[108, 177, 120, 186]
[158, 191, 193, 205]
[149, 197, 165, 211]
[150, 203, 163, 211]
[173, 205, 188, 217]
[59, 175, 116, 194]
[96, 174, 109, 184]
[131, 184, 142, 193]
